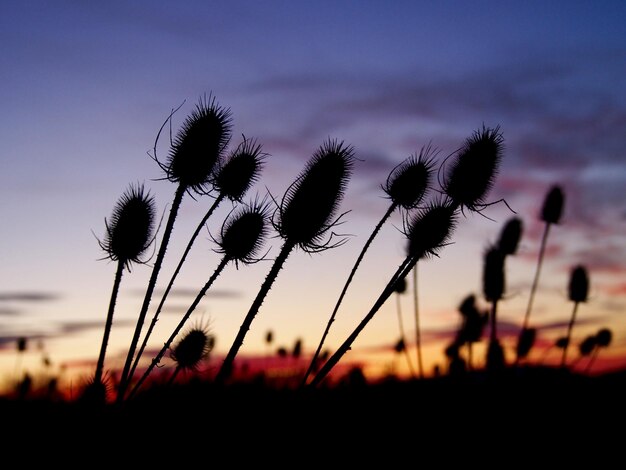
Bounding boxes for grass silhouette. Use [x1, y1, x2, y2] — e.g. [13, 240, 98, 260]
[561, 265, 590, 367]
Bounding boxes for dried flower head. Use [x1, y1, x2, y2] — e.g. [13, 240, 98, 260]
[555, 336, 569, 349]
[394, 338, 406, 353]
[99, 183, 156, 270]
[163, 94, 233, 193]
[442, 125, 504, 213]
[215, 197, 271, 267]
[274, 138, 354, 252]
[578, 335, 597, 356]
[541, 185, 565, 224]
[568, 265, 589, 303]
[383, 145, 436, 210]
[595, 328, 612, 348]
[483, 245, 505, 303]
[214, 136, 267, 202]
[516, 327, 536, 359]
[393, 277, 408, 294]
[498, 217, 523, 256]
[405, 201, 457, 261]
[171, 325, 214, 372]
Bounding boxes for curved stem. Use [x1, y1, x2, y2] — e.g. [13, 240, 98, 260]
[168, 366, 182, 387]
[522, 222, 551, 331]
[561, 301, 579, 368]
[117, 184, 186, 403]
[412, 264, 424, 379]
[129, 256, 231, 399]
[301, 203, 397, 387]
[129, 194, 225, 380]
[309, 255, 414, 388]
[94, 261, 125, 384]
[215, 240, 296, 385]
[396, 289, 416, 378]
[584, 348, 599, 375]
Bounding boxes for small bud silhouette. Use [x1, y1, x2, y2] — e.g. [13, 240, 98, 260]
[541, 185, 565, 225]
[171, 327, 214, 372]
[568, 265, 589, 303]
[214, 136, 266, 202]
[483, 246, 505, 303]
[497, 217, 523, 256]
[383, 146, 435, 210]
[516, 327, 536, 360]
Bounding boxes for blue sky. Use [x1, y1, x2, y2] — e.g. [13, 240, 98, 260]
[1, 1, 625, 388]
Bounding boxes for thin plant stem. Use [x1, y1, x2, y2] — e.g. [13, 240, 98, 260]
[396, 285, 416, 378]
[584, 348, 599, 375]
[215, 240, 296, 385]
[168, 366, 182, 387]
[301, 203, 397, 387]
[129, 194, 225, 380]
[129, 256, 230, 399]
[490, 300, 498, 342]
[561, 301, 579, 368]
[94, 261, 124, 384]
[309, 256, 414, 388]
[117, 184, 187, 402]
[412, 264, 424, 379]
[522, 223, 551, 331]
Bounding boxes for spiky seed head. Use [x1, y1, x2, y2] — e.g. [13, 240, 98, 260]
[443, 125, 504, 212]
[100, 183, 156, 270]
[555, 336, 569, 349]
[568, 265, 589, 303]
[405, 202, 457, 260]
[214, 137, 266, 202]
[595, 328, 612, 348]
[516, 327, 536, 359]
[171, 326, 214, 371]
[541, 185, 565, 224]
[483, 245, 505, 303]
[578, 335, 597, 356]
[393, 277, 407, 294]
[80, 376, 111, 405]
[498, 217, 523, 256]
[383, 146, 435, 210]
[165, 94, 233, 192]
[216, 198, 270, 266]
[275, 139, 354, 251]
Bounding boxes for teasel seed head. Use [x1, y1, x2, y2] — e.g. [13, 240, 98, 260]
[595, 328, 612, 348]
[383, 145, 436, 210]
[442, 125, 504, 213]
[393, 277, 407, 294]
[274, 138, 354, 252]
[541, 185, 565, 225]
[405, 201, 457, 261]
[215, 196, 271, 267]
[214, 136, 267, 202]
[165, 94, 233, 193]
[483, 245, 505, 303]
[99, 183, 156, 270]
[555, 336, 569, 349]
[578, 335, 597, 357]
[171, 325, 214, 372]
[516, 327, 536, 359]
[497, 216, 523, 256]
[568, 265, 589, 303]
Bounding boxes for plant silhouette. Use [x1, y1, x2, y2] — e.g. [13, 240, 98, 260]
[483, 244, 506, 371]
[517, 185, 564, 363]
[391, 277, 416, 377]
[117, 94, 232, 402]
[215, 138, 355, 385]
[301, 148, 434, 386]
[93, 183, 156, 388]
[585, 328, 612, 374]
[561, 265, 589, 367]
[129, 197, 271, 397]
[167, 324, 214, 386]
[128, 136, 266, 381]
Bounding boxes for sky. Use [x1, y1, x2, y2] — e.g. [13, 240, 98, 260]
[1, 0, 625, 395]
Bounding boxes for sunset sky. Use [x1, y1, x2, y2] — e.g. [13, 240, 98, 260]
[1, 1, 625, 395]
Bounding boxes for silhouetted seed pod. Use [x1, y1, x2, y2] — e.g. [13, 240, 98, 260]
[80, 377, 110, 405]
[393, 277, 408, 294]
[578, 335, 597, 357]
[444, 342, 460, 359]
[171, 327, 213, 371]
[383, 146, 435, 209]
[17, 337, 27, 353]
[443, 125, 504, 212]
[165, 94, 233, 192]
[464, 311, 488, 343]
[265, 330, 273, 345]
[483, 245, 505, 303]
[275, 139, 354, 251]
[406, 202, 457, 260]
[216, 199, 270, 266]
[277, 347, 288, 358]
[541, 185, 565, 225]
[595, 328, 612, 348]
[214, 137, 266, 202]
[516, 327, 536, 359]
[568, 265, 589, 303]
[458, 294, 477, 318]
[292, 338, 303, 359]
[555, 337, 569, 349]
[497, 217, 523, 256]
[100, 183, 156, 270]
[394, 338, 406, 353]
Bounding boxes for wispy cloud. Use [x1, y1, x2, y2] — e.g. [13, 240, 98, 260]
[0, 291, 60, 302]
